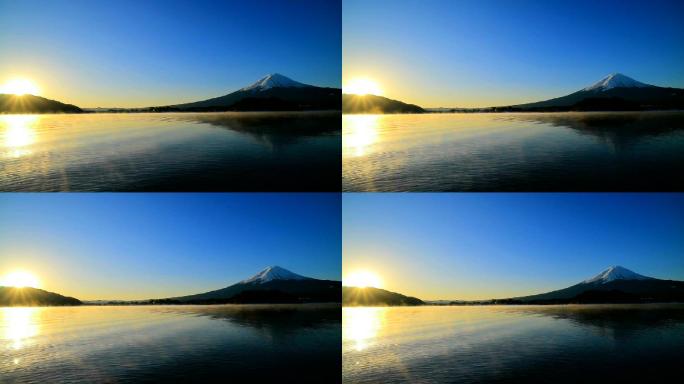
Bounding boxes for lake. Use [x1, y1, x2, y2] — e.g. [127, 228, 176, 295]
[1, 304, 340, 383]
[343, 112, 684, 191]
[0, 112, 340, 191]
[343, 304, 684, 383]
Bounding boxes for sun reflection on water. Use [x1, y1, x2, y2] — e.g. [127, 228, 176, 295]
[2, 307, 41, 350]
[343, 307, 386, 351]
[1, 115, 39, 158]
[343, 115, 379, 157]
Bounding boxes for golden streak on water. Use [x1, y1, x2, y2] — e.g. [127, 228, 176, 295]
[343, 307, 386, 351]
[2, 307, 41, 350]
[0, 115, 39, 158]
[343, 115, 379, 157]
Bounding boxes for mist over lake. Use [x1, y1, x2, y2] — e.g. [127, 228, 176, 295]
[343, 111, 684, 191]
[0, 111, 340, 191]
[1, 304, 340, 383]
[343, 304, 684, 384]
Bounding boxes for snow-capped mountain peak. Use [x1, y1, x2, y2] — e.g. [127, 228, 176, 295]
[240, 266, 311, 284]
[582, 265, 654, 284]
[240, 73, 310, 92]
[583, 73, 652, 92]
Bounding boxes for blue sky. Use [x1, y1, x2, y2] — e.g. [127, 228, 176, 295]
[343, 193, 684, 300]
[0, 0, 341, 107]
[343, 0, 684, 107]
[0, 193, 341, 300]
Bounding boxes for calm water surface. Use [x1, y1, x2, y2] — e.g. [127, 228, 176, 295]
[343, 304, 684, 383]
[0, 112, 340, 191]
[343, 112, 684, 191]
[1, 304, 340, 383]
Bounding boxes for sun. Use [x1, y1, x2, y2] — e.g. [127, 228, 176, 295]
[0, 78, 40, 96]
[0, 270, 41, 288]
[345, 270, 382, 288]
[343, 78, 382, 96]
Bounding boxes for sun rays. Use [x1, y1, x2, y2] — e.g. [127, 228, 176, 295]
[0, 270, 41, 289]
[0, 78, 40, 96]
[344, 270, 382, 288]
[0, 94, 44, 114]
[343, 78, 382, 96]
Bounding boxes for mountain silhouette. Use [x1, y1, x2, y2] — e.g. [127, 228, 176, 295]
[514, 266, 684, 303]
[343, 286, 424, 306]
[512, 73, 684, 111]
[0, 94, 82, 113]
[343, 93, 425, 114]
[0, 286, 82, 306]
[168, 266, 341, 304]
[164, 74, 340, 111]
[368, 266, 684, 306]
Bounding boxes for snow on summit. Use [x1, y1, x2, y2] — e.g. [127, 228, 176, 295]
[241, 73, 310, 92]
[583, 73, 653, 91]
[240, 266, 311, 284]
[582, 265, 654, 284]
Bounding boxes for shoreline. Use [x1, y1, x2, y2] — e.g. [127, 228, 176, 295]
[343, 109, 684, 115]
[343, 301, 684, 308]
[1, 109, 342, 116]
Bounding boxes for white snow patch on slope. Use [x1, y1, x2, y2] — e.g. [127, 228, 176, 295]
[241, 73, 310, 92]
[583, 265, 654, 284]
[583, 73, 653, 91]
[240, 266, 311, 284]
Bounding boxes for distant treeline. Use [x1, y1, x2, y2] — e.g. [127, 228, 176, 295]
[431, 290, 684, 306]
[429, 96, 684, 113]
[88, 96, 341, 113]
[87, 289, 341, 306]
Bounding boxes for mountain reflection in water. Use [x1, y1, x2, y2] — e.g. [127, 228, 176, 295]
[342, 304, 684, 384]
[0, 112, 340, 191]
[1, 304, 340, 383]
[343, 111, 684, 191]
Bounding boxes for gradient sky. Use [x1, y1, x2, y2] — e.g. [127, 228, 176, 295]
[343, 193, 684, 301]
[0, 193, 341, 300]
[0, 0, 341, 108]
[343, 0, 684, 107]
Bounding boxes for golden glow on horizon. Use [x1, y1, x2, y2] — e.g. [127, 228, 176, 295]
[343, 307, 385, 351]
[344, 270, 382, 289]
[2, 307, 41, 350]
[0, 270, 41, 289]
[1, 115, 38, 158]
[343, 78, 382, 96]
[0, 78, 40, 96]
[343, 114, 379, 157]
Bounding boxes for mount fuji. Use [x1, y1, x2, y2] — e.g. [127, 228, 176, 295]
[239, 265, 311, 284]
[581, 265, 654, 284]
[168, 266, 340, 304]
[163, 73, 340, 111]
[240, 73, 309, 92]
[582, 73, 653, 92]
[511, 73, 684, 111]
[514, 265, 684, 303]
